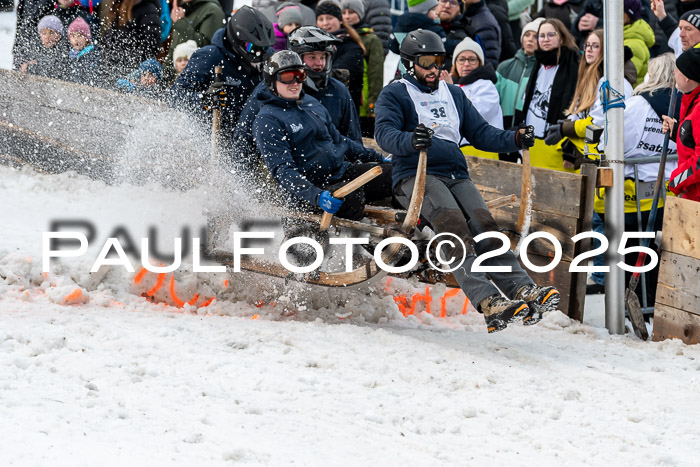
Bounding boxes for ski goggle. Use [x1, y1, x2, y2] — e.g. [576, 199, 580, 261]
[415, 55, 446, 70]
[243, 41, 268, 56]
[277, 68, 306, 84]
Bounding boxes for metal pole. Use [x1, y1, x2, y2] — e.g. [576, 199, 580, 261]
[603, 0, 626, 334]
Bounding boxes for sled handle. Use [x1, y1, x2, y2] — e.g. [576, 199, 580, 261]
[210, 66, 223, 166]
[319, 165, 383, 231]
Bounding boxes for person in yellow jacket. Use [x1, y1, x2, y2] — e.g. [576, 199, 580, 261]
[623, 0, 655, 87]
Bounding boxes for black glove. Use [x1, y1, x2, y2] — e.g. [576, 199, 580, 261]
[412, 123, 434, 150]
[515, 124, 535, 149]
[203, 80, 226, 112]
[544, 121, 563, 146]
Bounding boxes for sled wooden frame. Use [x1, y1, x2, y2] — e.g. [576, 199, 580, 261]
[652, 196, 700, 344]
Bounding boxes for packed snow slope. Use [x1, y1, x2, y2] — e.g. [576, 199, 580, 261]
[2, 12, 700, 463]
[2, 165, 700, 466]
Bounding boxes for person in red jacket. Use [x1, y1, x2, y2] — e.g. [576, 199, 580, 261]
[663, 47, 700, 202]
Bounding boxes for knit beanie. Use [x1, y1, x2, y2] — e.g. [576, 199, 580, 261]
[276, 3, 303, 28]
[173, 40, 198, 61]
[623, 0, 642, 22]
[341, 0, 365, 21]
[680, 9, 700, 31]
[38, 15, 63, 35]
[521, 17, 545, 42]
[452, 37, 484, 66]
[316, 1, 343, 22]
[67, 17, 91, 40]
[407, 0, 439, 15]
[676, 47, 700, 83]
[138, 58, 162, 80]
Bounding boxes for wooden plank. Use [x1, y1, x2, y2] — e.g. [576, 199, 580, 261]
[655, 251, 700, 315]
[570, 163, 598, 322]
[652, 303, 700, 344]
[661, 196, 700, 259]
[468, 156, 584, 219]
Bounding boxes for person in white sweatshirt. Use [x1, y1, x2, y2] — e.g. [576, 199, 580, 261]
[442, 36, 503, 159]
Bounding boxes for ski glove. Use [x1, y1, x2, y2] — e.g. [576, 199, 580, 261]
[544, 122, 563, 146]
[203, 81, 227, 112]
[515, 124, 535, 149]
[412, 124, 434, 150]
[318, 191, 344, 214]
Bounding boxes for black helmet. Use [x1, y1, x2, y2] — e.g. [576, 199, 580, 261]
[287, 26, 341, 90]
[264, 50, 306, 93]
[226, 6, 275, 69]
[399, 29, 446, 73]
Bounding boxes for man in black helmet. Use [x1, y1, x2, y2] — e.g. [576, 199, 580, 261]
[233, 26, 361, 168]
[375, 29, 560, 334]
[168, 6, 275, 151]
[252, 50, 390, 221]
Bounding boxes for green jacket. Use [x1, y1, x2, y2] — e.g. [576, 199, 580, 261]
[168, 0, 226, 63]
[495, 49, 536, 128]
[357, 26, 384, 118]
[623, 19, 655, 88]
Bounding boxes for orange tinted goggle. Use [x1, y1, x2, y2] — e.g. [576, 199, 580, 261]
[278, 69, 306, 84]
[415, 55, 445, 70]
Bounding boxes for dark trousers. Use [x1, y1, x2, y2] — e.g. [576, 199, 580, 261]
[394, 175, 534, 307]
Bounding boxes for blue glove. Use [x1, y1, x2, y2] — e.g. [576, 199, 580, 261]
[318, 190, 343, 214]
[116, 78, 134, 93]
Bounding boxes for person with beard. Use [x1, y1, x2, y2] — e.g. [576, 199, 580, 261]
[374, 29, 560, 333]
[316, 1, 365, 113]
[517, 18, 580, 172]
[253, 50, 389, 221]
[341, 0, 384, 137]
[442, 37, 502, 159]
[435, 0, 484, 67]
[232, 26, 362, 170]
[168, 7, 275, 154]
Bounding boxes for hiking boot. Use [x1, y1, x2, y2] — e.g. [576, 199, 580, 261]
[479, 294, 530, 333]
[515, 285, 561, 326]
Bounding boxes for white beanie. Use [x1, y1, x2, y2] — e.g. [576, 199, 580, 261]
[173, 40, 198, 61]
[521, 17, 545, 43]
[452, 37, 484, 67]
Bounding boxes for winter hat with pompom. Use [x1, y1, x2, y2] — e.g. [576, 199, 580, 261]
[67, 17, 91, 40]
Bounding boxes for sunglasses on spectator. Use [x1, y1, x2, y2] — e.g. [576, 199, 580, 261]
[415, 55, 446, 70]
[584, 43, 601, 50]
[277, 68, 306, 84]
[456, 56, 479, 65]
[243, 41, 268, 56]
[538, 32, 558, 40]
[438, 0, 460, 5]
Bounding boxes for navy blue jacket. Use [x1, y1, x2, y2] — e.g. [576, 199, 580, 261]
[168, 28, 262, 141]
[374, 74, 519, 189]
[233, 77, 362, 167]
[253, 87, 381, 206]
[463, 0, 501, 69]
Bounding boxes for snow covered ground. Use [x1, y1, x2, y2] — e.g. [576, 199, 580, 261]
[2, 19, 700, 466]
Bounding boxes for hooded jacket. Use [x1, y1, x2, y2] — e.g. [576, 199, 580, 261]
[375, 73, 518, 188]
[168, 27, 264, 143]
[363, 0, 392, 54]
[670, 85, 700, 202]
[624, 19, 655, 87]
[463, 0, 501, 68]
[496, 48, 537, 128]
[234, 77, 362, 168]
[252, 87, 381, 206]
